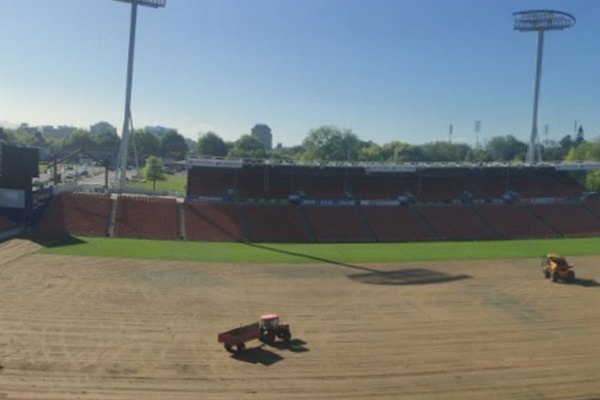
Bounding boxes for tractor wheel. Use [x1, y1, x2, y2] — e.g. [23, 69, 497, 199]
[280, 330, 291, 342]
[543, 269, 550, 279]
[236, 343, 246, 352]
[567, 270, 575, 283]
[551, 271, 559, 282]
[262, 331, 276, 344]
[224, 344, 234, 353]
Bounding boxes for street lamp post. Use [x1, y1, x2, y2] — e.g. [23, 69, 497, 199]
[112, 0, 166, 190]
[513, 10, 575, 165]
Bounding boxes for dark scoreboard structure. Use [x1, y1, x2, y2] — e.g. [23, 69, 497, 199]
[0, 145, 42, 224]
[0, 144, 39, 191]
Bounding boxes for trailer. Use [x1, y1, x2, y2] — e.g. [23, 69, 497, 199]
[218, 314, 291, 353]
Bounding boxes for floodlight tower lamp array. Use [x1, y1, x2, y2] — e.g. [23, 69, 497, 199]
[113, 0, 166, 8]
[513, 10, 576, 31]
[513, 9, 575, 165]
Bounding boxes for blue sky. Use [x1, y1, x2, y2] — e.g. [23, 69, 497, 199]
[1, 0, 598, 147]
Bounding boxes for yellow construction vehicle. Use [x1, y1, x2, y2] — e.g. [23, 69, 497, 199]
[541, 254, 575, 283]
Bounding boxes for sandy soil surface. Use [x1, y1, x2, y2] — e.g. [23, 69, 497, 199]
[0, 238, 600, 399]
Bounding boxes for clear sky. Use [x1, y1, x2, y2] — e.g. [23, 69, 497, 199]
[1, 0, 598, 147]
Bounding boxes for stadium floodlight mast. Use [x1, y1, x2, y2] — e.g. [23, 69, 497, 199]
[513, 10, 575, 165]
[112, 0, 166, 191]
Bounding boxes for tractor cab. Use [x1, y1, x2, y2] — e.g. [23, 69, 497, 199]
[259, 314, 280, 329]
[541, 253, 575, 282]
[548, 254, 570, 269]
[258, 314, 291, 344]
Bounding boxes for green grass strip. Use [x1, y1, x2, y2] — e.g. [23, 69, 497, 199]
[126, 175, 186, 194]
[36, 236, 600, 264]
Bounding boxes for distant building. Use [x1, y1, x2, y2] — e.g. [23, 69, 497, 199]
[184, 137, 195, 151]
[251, 123, 272, 151]
[145, 125, 174, 138]
[20, 124, 43, 135]
[39, 125, 76, 139]
[90, 121, 117, 136]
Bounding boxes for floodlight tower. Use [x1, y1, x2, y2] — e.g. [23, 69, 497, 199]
[112, 0, 166, 190]
[513, 10, 575, 164]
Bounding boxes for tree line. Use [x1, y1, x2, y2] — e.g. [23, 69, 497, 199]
[1, 123, 599, 190]
[0, 125, 190, 162]
[195, 125, 596, 163]
[196, 125, 600, 190]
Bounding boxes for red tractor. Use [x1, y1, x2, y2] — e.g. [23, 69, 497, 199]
[218, 314, 291, 353]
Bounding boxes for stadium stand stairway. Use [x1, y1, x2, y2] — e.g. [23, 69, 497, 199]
[243, 204, 310, 242]
[34, 192, 111, 237]
[177, 201, 185, 239]
[184, 202, 244, 241]
[302, 205, 375, 243]
[294, 206, 316, 242]
[0, 214, 23, 240]
[525, 205, 564, 237]
[356, 206, 379, 242]
[583, 200, 600, 220]
[474, 204, 557, 239]
[237, 205, 251, 241]
[528, 203, 600, 238]
[469, 205, 502, 239]
[107, 196, 117, 237]
[112, 196, 178, 240]
[361, 205, 436, 242]
[411, 207, 439, 240]
[416, 204, 497, 241]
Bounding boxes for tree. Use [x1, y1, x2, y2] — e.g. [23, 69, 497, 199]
[229, 134, 266, 158]
[559, 134, 575, 155]
[133, 129, 161, 161]
[485, 135, 527, 162]
[357, 142, 383, 162]
[160, 130, 188, 160]
[395, 144, 423, 162]
[380, 142, 409, 162]
[94, 130, 120, 149]
[196, 131, 227, 157]
[565, 140, 600, 191]
[575, 126, 585, 146]
[269, 145, 305, 162]
[302, 125, 360, 162]
[420, 141, 471, 162]
[565, 141, 600, 162]
[46, 137, 62, 151]
[143, 156, 166, 190]
[585, 170, 600, 192]
[33, 131, 46, 146]
[465, 147, 491, 163]
[14, 129, 47, 147]
[541, 140, 563, 161]
[61, 129, 95, 150]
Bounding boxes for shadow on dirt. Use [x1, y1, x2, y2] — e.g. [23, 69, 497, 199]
[567, 278, 600, 288]
[347, 268, 471, 285]
[26, 234, 87, 248]
[244, 243, 469, 285]
[230, 338, 309, 365]
[268, 338, 310, 353]
[243, 242, 369, 270]
[231, 346, 284, 366]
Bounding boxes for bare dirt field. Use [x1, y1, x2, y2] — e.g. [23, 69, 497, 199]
[1, 238, 600, 399]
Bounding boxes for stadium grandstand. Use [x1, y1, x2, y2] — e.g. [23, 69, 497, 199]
[5, 152, 600, 243]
